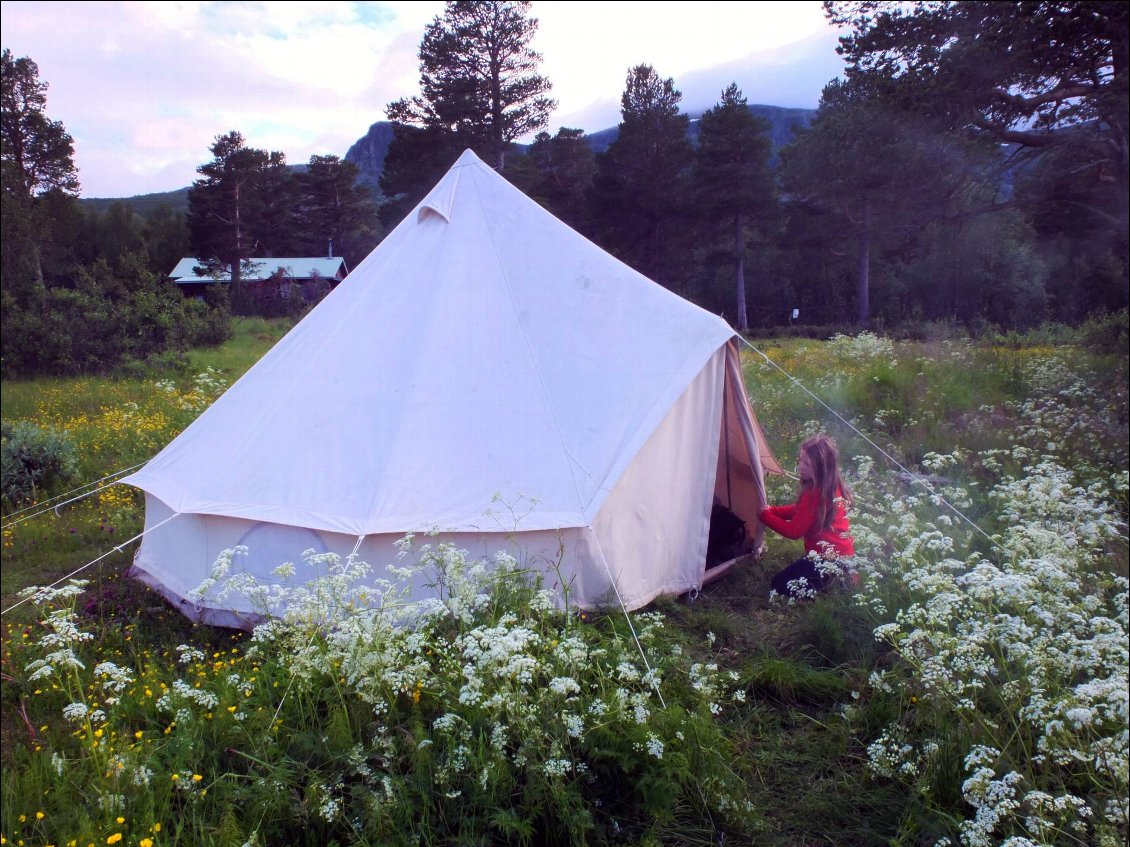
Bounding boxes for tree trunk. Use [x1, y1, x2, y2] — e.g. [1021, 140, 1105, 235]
[231, 180, 243, 302]
[494, 118, 505, 170]
[491, 59, 505, 170]
[950, 221, 963, 322]
[31, 238, 44, 287]
[1117, 152, 1130, 296]
[735, 211, 748, 332]
[230, 257, 242, 303]
[857, 199, 871, 327]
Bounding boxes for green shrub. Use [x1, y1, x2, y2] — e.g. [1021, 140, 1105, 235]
[746, 322, 861, 341]
[0, 255, 231, 378]
[1078, 308, 1129, 356]
[182, 292, 234, 347]
[1, 420, 79, 505]
[890, 319, 970, 343]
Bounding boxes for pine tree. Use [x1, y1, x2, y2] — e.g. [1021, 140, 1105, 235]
[1, 49, 79, 200]
[1, 47, 83, 339]
[591, 65, 693, 290]
[828, 0, 1129, 302]
[187, 131, 285, 305]
[779, 80, 973, 326]
[511, 127, 596, 232]
[387, 0, 556, 170]
[694, 83, 775, 331]
[294, 155, 380, 268]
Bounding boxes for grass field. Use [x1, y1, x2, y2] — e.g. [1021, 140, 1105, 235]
[2, 317, 1127, 846]
[0, 318, 293, 608]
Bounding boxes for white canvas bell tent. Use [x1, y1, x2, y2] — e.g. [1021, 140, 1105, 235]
[122, 149, 783, 627]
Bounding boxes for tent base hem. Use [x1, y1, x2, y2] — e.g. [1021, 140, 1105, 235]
[701, 552, 758, 587]
[128, 565, 267, 630]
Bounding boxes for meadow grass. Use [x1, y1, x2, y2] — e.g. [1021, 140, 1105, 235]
[2, 320, 1127, 846]
[0, 319, 293, 611]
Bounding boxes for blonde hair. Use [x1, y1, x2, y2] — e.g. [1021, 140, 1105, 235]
[798, 434, 852, 530]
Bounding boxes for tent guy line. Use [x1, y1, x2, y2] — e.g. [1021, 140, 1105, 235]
[737, 336, 1004, 553]
[589, 526, 667, 709]
[0, 461, 147, 531]
[0, 512, 181, 616]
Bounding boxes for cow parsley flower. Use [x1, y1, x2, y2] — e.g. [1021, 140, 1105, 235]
[549, 676, 580, 696]
[543, 758, 572, 777]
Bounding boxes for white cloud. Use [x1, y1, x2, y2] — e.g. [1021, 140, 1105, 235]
[0, 0, 841, 197]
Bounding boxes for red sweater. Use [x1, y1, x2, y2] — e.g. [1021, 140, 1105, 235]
[758, 487, 854, 558]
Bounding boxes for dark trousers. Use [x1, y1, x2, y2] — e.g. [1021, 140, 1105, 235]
[770, 556, 838, 599]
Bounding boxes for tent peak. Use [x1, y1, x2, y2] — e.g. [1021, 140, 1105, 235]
[454, 148, 485, 167]
[416, 150, 491, 224]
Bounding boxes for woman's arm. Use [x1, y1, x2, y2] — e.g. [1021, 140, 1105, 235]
[766, 504, 797, 519]
[758, 492, 817, 540]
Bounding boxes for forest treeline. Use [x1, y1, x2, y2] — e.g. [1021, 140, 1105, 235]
[2, 2, 1127, 377]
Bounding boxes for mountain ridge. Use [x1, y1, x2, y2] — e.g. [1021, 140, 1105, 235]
[78, 104, 815, 215]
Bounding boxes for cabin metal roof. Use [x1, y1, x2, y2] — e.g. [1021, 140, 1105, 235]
[168, 257, 348, 284]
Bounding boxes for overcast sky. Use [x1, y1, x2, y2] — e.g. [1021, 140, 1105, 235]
[0, 1, 847, 198]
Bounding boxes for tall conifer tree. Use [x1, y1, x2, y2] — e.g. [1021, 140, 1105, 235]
[381, 1, 555, 227]
[1, 49, 79, 201]
[1, 49, 80, 294]
[780, 80, 970, 326]
[388, 0, 554, 169]
[294, 155, 380, 268]
[827, 0, 1129, 299]
[694, 83, 775, 331]
[516, 127, 596, 232]
[187, 131, 285, 304]
[591, 65, 692, 290]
